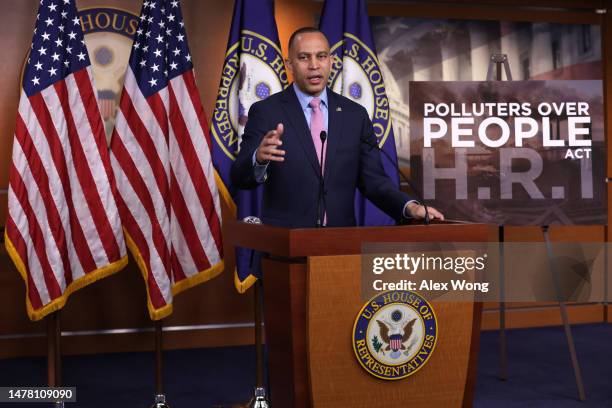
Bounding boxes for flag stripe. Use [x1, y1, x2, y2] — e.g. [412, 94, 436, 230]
[74, 69, 128, 248]
[168, 168, 210, 274]
[27, 91, 94, 278]
[54, 79, 112, 265]
[37, 88, 101, 276]
[169, 244, 187, 283]
[6, 213, 44, 310]
[123, 70, 171, 177]
[10, 139, 66, 292]
[112, 182, 168, 307]
[115, 196, 170, 310]
[52, 79, 113, 269]
[171, 75, 222, 228]
[147, 91, 169, 143]
[118, 88, 171, 207]
[80, 69, 127, 233]
[112, 108, 172, 262]
[9, 162, 62, 301]
[109, 130, 172, 286]
[181, 71, 212, 151]
[57, 74, 121, 263]
[14, 113, 73, 284]
[168, 80, 222, 258]
[75, 69, 111, 164]
[110, 151, 172, 307]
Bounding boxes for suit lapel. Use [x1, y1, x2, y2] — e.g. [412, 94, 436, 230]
[280, 87, 321, 176]
[324, 90, 344, 184]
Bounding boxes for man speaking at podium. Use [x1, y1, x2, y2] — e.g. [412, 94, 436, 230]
[231, 27, 443, 228]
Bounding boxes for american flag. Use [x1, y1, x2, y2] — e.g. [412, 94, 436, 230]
[109, 0, 223, 320]
[5, 0, 127, 321]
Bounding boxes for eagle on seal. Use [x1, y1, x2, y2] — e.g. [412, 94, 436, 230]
[376, 318, 416, 351]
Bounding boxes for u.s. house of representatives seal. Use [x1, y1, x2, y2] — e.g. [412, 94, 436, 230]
[353, 290, 438, 380]
[79, 8, 139, 141]
[21, 7, 138, 143]
[328, 33, 392, 147]
[211, 30, 288, 160]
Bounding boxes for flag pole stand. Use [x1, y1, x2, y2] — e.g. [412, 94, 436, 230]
[216, 253, 269, 407]
[47, 311, 64, 408]
[213, 280, 269, 408]
[150, 320, 171, 408]
[248, 279, 270, 408]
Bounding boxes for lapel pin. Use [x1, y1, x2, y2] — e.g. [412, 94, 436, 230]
[336, 106, 342, 112]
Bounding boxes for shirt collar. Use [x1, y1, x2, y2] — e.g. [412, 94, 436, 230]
[293, 83, 328, 111]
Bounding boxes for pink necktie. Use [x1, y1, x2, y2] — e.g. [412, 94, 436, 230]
[309, 97, 327, 225]
[309, 97, 326, 170]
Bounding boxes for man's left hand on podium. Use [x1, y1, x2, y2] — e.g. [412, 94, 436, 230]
[405, 202, 445, 221]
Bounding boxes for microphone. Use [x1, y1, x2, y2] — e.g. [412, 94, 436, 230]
[360, 135, 430, 225]
[320, 131, 327, 168]
[242, 216, 262, 224]
[316, 131, 327, 227]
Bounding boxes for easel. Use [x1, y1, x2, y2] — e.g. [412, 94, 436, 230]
[486, 54, 511, 382]
[488, 54, 586, 401]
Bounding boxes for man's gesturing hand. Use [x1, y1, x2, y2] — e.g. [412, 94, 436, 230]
[256, 123, 285, 163]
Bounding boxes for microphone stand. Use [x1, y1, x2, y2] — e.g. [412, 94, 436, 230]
[316, 130, 327, 227]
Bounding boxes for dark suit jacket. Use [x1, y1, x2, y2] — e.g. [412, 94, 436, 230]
[230, 85, 414, 228]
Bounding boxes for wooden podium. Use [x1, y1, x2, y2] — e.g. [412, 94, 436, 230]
[226, 220, 496, 408]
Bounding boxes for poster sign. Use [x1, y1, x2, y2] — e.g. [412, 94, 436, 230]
[409, 81, 605, 225]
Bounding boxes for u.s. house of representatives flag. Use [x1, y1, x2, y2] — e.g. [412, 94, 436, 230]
[110, 0, 223, 320]
[5, 0, 127, 321]
[211, 0, 288, 293]
[320, 0, 401, 226]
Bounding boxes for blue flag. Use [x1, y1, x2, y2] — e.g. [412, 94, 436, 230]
[320, 0, 400, 226]
[211, 0, 288, 292]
